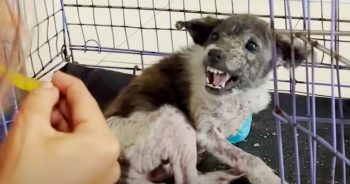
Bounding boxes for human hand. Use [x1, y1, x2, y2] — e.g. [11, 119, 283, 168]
[0, 71, 120, 184]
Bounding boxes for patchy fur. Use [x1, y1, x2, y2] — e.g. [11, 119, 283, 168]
[104, 53, 191, 119]
[107, 105, 242, 184]
[105, 14, 309, 184]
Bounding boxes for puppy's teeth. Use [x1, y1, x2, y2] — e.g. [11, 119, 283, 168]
[206, 77, 209, 83]
[207, 83, 221, 89]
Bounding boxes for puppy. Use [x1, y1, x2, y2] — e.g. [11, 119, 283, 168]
[104, 14, 309, 184]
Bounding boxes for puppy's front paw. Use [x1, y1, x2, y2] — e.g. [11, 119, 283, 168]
[245, 156, 286, 184]
[200, 171, 244, 184]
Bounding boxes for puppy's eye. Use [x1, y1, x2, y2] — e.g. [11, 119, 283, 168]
[211, 32, 219, 41]
[245, 40, 258, 52]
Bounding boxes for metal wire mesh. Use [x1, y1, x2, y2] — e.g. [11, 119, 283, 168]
[269, 1, 350, 183]
[0, 0, 349, 183]
[0, 88, 18, 142]
[0, 0, 68, 140]
[24, 0, 69, 79]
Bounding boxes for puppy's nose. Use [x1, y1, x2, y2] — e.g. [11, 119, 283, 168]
[208, 49, 226, 63]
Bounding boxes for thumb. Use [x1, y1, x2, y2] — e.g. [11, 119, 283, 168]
[16, 82, 59, 130]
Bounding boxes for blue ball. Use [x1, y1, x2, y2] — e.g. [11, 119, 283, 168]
[226, 115, 253, 144]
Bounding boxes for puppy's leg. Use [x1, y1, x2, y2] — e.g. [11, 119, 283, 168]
[118, 169, 161, 184]
[108, 111, 167, 184]
[196, 120, 283, 184]
[199, 171, 245, 184]
[150, 107, 243, 184]
[152, 107, 244, 184]
[109, 106, 240, 184]
[243, 155, 283, 184]
[196, 120, 248, 173]
[108, 106, 201, 184]
[155, 107, 199, 184]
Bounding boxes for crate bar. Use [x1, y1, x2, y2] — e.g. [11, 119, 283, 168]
[65, 23, 350, 36]
[69, 45, 169, 57]
[78, 64, 142, 71]
[285, 116, 350, 125]
[0, 108, 8, 136]
[32, 51, 66, 79]
[36, 61, 66, 80]
[62, 4, 350, 23]
[329, 1, 339, 183]
[298, 63, 350, 71]
[297, 35, 350, 67]
[136, 0, 145, 70]
[276, 79, 350, 88]
[284, 0, 301, 182]
[276, 29, 350, 36]
[273, 110, 350, 166]
[269, 0, 287, 183]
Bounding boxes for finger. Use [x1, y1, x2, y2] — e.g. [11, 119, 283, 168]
[52, 71, 107, 132]
[17, 82, 59, 129]
[58, 99, 70, 122]
[50, 108, 70, 132]
[103, 161, 121, 184]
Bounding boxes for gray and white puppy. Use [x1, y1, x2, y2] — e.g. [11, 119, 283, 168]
[104, 14, 309, 184]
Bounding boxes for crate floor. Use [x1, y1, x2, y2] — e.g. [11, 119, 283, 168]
[198, 93, 350, 184]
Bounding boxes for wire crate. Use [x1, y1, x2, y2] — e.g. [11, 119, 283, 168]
[1, 0, 350, 183]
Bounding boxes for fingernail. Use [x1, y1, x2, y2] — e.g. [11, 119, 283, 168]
[42, 82, 54, 89]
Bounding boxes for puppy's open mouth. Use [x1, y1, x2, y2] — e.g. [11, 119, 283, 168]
[206, 66, 238, 90]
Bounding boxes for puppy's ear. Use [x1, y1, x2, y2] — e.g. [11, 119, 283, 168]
[275, 34, 310, 68]
[176, 16, 223, 45]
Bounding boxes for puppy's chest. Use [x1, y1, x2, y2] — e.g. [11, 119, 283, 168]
[191, 94, 250, 136]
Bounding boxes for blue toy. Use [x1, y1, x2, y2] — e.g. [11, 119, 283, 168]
[226, 115, 253, 144]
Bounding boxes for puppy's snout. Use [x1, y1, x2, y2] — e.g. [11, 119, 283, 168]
[208, 49, 226, 64]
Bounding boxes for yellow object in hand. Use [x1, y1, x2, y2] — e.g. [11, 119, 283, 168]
[0, 63, 42, 92]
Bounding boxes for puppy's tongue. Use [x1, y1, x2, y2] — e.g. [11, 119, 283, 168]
[212, 73, 230, 86]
